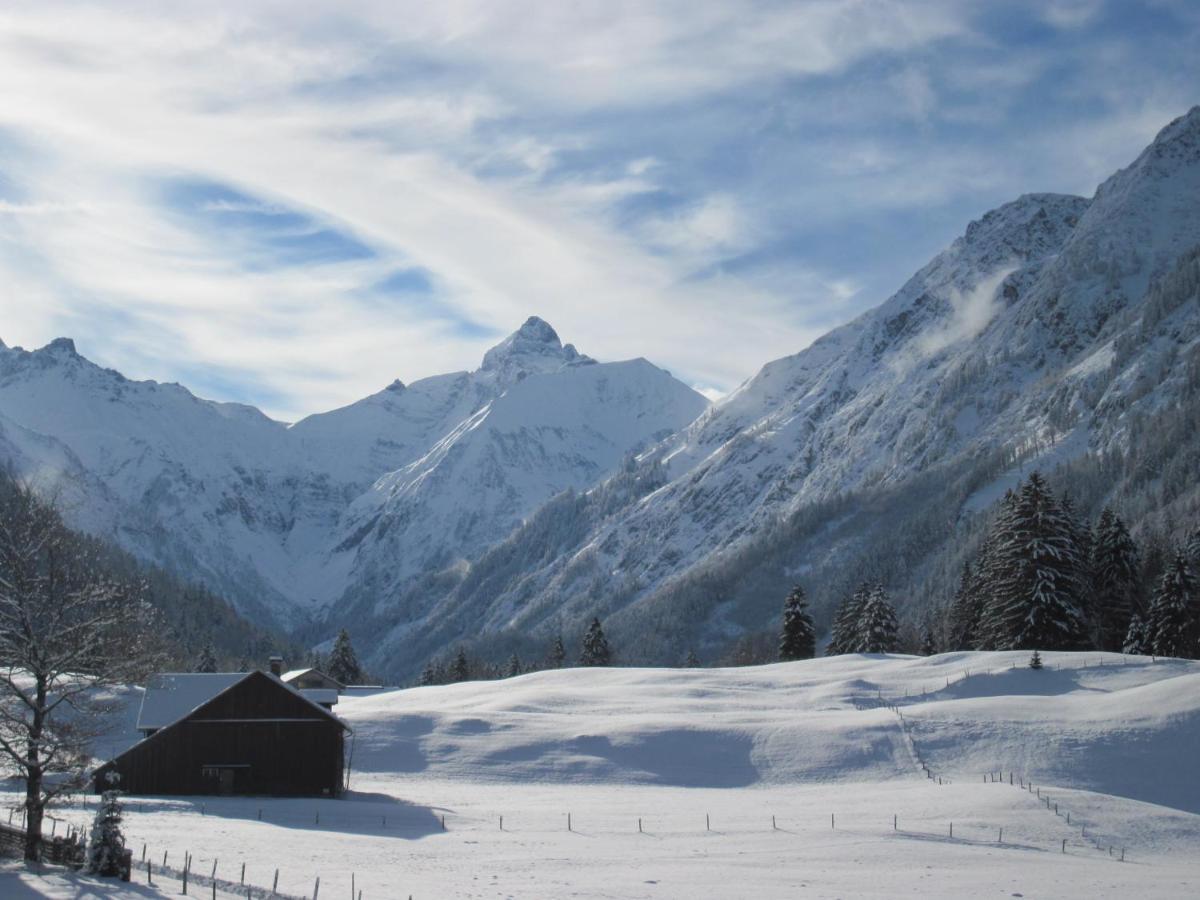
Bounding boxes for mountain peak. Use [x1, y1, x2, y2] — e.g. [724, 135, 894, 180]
[43, 337, 78, 356]
[480, 316, 593, 378]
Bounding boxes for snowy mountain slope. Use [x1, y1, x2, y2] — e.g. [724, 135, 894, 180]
[0, 319, 707, 629]
[376, 107, 1200, 674]
[10, 651, 1199, 900]
[331, 356, 707, 622]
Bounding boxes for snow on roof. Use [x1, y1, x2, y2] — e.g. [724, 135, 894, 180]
[282, 668, 344, 688]
[136, 673, 248, 731]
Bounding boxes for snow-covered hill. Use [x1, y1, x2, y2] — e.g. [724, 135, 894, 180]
[392, 106, 1200, 674]
[0, 319, 707, 629]
[10, 652, 1197, 899]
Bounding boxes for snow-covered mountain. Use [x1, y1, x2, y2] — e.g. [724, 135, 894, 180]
[4, 108, 1199, 678]
[378, 106, 1200, 673]
[0, 319, 708, 631]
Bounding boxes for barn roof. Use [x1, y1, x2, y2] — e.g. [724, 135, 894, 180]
[136, 673, 245, 731]
[135, 671, 351, 733]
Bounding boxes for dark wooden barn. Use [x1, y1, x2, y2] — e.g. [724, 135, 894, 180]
[94, 670, 350, 797]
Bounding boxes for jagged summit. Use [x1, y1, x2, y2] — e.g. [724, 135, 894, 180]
[479, 316, 593, 380]
[44, 337, 77, 355]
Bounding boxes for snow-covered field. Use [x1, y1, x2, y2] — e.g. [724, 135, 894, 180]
[4, 651, 1200, 898]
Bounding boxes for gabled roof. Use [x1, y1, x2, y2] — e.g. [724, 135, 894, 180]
[135, 670, 351, 733]
[136, 673, 245, 731]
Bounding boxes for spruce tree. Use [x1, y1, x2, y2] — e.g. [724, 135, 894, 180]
[194, 640, 217, 673]
[579, 618, 612, 666]
[858, 584, 899, 654]
[947, 562, 984, 649]
[778, 584, 816, 661]
[1122, 613, 1150, 655]
[1147, 552, 1197, 658]
[987, 473, 1088, 650]
[916, 619, 936, 657]
[450, 647, 470, 682]
[87, 772, 126, 877]
[1091, 508, 1141, 652]
[684, 649, 700, 667]
[548, 635, 567, 669]
[1188, 526, 1200, 569]
[1029, 649, 1044, 670]
[974, 490, 1019, 650]
[418, 662, 437, 686]
[827, 584, 870, 655]
[506, 653, 522, 678]
[326, 629, 364, 685]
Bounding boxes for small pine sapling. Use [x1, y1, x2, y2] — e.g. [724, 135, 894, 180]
[1029, 649, 1044, 670]
[87, 771, 126, 876]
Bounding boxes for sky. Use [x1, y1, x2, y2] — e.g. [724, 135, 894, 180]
[0, 1, 1197, 421]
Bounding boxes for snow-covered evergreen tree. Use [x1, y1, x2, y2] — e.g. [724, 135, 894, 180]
[194, 640, 217, 673]
[548, 635, 566, 669]
[326, 629, 363, 685]
[916, 619, 936, 657]
[1147, 552, 1197, 658]
[1122, 613, 1151, 655]
[975, 490, 1020, 650]
[858, 584, 899, 653]
[506, 653, 522, 678]
[418, 662, 436, 686]
[827, 584, 870, 655]
[1188, 526, 1200, 569]
[1029, 649, 1043, 670]
[1090, 508, 1141, 651]
[947, 562, 984, 649]
[579, 618, 612, 666]
[684, 649, 700, 667]
[778, 584, 816, 661]
[986, 473, 1088, 650]
[450, 647, 470, 682]
[87, 772, 126, 877]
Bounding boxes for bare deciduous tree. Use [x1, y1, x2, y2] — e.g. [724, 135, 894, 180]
[0, 478, 163, 860]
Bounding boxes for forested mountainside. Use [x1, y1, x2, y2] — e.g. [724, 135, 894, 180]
[381, 107, 1200, 679]
[0, 469, 296, 669]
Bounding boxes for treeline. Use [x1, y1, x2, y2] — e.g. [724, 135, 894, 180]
[417, 617, 613, 685]
[927, 472, 1200, 658]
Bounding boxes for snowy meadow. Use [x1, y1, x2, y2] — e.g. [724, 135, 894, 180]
[4, 651, 1199, 898]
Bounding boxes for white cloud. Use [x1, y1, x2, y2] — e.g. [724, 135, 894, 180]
[914, 266, 1017, 360]
[0, 1, 1194, 422]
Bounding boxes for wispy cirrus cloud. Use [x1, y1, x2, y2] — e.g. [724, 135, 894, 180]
[0, 1, 1196, 419]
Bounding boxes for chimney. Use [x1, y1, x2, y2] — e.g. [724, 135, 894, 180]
[268, 656, 284, 678]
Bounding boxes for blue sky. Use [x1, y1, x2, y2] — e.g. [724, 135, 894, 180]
[0, 0, 1197, 420]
